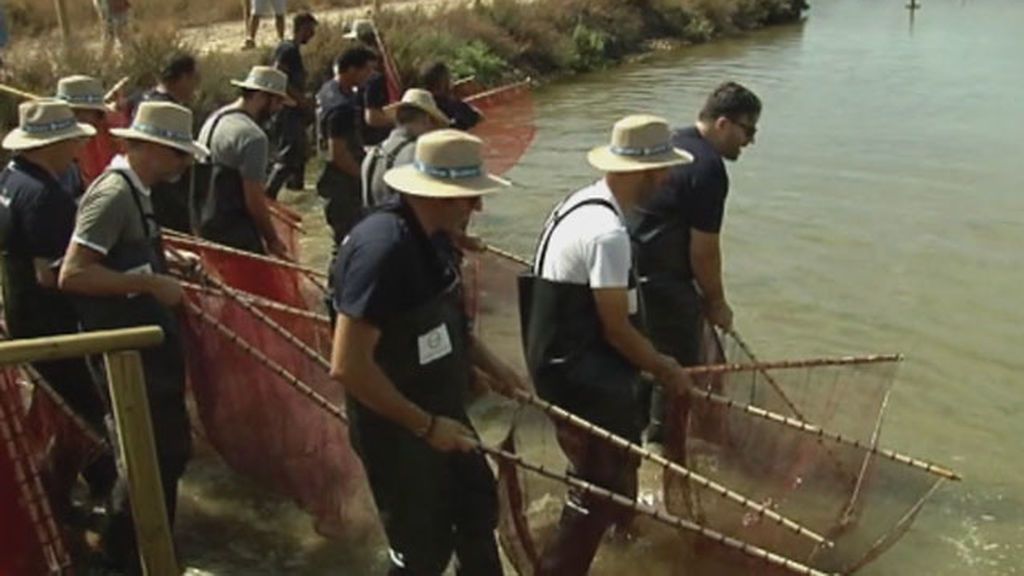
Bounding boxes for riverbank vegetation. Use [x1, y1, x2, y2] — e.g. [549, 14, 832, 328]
[2, 0, 806, 130]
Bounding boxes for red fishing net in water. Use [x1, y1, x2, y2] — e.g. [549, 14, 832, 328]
[462, 249, 951, 575]
[180, 285, 376, 536]
[467, 82, 537, 176]
[0, 367, 74, 575]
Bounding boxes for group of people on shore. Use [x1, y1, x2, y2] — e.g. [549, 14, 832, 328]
[0, 8, 761, 574]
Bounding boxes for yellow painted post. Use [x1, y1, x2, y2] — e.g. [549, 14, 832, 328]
[104, 350, 179, 576]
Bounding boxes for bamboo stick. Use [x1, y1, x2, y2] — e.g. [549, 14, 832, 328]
[480, 443, 837, 576]
[686, 386, 961, 481]
[0, 83, 39, 101]
[104, 76, 131, 103]
[677, 353, 902, 377]
[167, 249, 331, 373]
[179, 280, 331, 324]
[182, 295, 347, 423]
[511, 389, 831, 546]
[485, 244, 531, 267]
[162, 230, 330, 285]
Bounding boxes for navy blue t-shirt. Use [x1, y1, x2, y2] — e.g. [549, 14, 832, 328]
[632, 126, 729, 235]
[360, 72, 391, 146]
[273, 39, 307, 92]
[332, 199, 457, 328]
[0, 157, 78, 266]
[435, 94, 481, 131]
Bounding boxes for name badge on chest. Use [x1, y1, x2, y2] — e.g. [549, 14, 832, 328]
[418, 323, 453, 366]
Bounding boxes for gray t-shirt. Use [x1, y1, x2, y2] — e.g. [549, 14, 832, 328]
[72, 156, 153, 259]
[197, 105, 269, 182]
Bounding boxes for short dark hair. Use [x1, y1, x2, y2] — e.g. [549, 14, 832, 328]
[160, 53, 197, 84]
[420, 61, 450, 92]
[698, 82, 762, 122]
[293, 12, 317, 34]
[395, 105, 428, 125]
[334, 46, 378, 73]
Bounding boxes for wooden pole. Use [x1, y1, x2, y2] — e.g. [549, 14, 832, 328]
[512, 389, 831, 546]
[481, 444, 836, 576]
[687, 386, 961, 481]
[162, 230, 329, 285]
[0, 327, 164, 365]
[103, 351, 179, 576]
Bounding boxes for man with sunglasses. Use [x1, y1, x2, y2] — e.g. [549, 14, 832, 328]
[628, 81, 761, 449]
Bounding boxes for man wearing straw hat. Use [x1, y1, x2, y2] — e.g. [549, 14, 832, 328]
[0, 99, 117, 517]
[331, 129, 528, 575]
[195, 65, 290, 256]
[59, 101, 206, 572]
[55, 75, 120, 189]
[519, 115, 696, 575]
[361, 88, 450, 209]
[629, 82, 761, 448]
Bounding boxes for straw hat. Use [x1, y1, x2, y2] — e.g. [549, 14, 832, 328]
[55, 75, 108, 112]
[384, 89, 450, 125]
[587, 114, 693, 173]
[2, 99, 96, 151]
[230, 66, 295, 105]
[344, 19, 375, 41]
[384, 129, 509, 198]
[110, 101, 208, 159]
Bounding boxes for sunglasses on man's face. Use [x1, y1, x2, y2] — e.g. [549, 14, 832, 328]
[731, 118, 758, 139]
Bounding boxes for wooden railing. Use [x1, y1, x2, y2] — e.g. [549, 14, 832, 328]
[0, 326, 179, 576]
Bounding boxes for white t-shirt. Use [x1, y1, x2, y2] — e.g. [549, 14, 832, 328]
[534, 179, 632, 289]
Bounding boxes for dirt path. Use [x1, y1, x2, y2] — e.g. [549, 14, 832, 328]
[179, 0, 467, 54]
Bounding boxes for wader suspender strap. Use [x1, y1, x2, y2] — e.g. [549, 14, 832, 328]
[364, 136, 416, 208]
[533, 198, 619, 275]
[109, 170, 158, 239]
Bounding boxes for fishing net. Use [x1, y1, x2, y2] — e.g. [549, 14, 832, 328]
[467, 82, 537, 176]
[464, 249, 950, 575]
[164, 236, 325, 312]
[0, 367, 73, 575]
[180, 286, 374, 538]
[268, 200, 305, 259]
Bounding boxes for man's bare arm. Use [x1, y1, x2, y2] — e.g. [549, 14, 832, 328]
[59, 242, 182, 306]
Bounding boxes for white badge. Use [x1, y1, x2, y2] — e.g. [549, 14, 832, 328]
[418, 323, 453, 366]
[628, 287, 639, 315]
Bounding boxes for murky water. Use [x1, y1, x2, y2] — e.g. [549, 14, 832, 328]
[177, 0, 1024, 573]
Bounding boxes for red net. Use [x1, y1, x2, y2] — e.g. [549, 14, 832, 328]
[462, 249, 950, 575]
[180, 284, 375, 538]
[0, 368, 73, 576]
[467, 82, 537, 176]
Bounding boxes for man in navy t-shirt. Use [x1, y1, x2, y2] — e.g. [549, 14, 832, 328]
[629, 81, 761, 445]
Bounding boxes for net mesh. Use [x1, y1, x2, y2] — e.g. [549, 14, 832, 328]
[467, 82, 537, 176]
[0, 367, 73, 575]
[179, 256, 375, 537]
[464, 249, 948, 575]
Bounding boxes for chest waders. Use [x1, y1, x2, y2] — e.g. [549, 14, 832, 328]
[631, 210, 705, 444]
[347, 224, 501, 575]
[518, 198, 645, 576]
[316, 82, 366, 247]
[195, 109, 265, 254]
[72, 169, 192, 571]
[362, 135, 415, 209]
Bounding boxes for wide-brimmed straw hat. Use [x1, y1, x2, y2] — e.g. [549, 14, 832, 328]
[587, 114, 693, 173]
[384, 129, 509, 198]
[344, 18, 375, 41]
[384, 88, 450, 125]
[2, 99, 96, 151]
[230, 66, 295, 105]
[55, 75, 108, 112]
[110, 101, 208, 159]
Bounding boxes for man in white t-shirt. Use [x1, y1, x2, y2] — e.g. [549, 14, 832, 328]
[519, 115, 695, 575]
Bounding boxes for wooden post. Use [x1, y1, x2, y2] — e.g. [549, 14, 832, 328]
[104, 350, 179, 576]
[53, 0, 72, 45]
